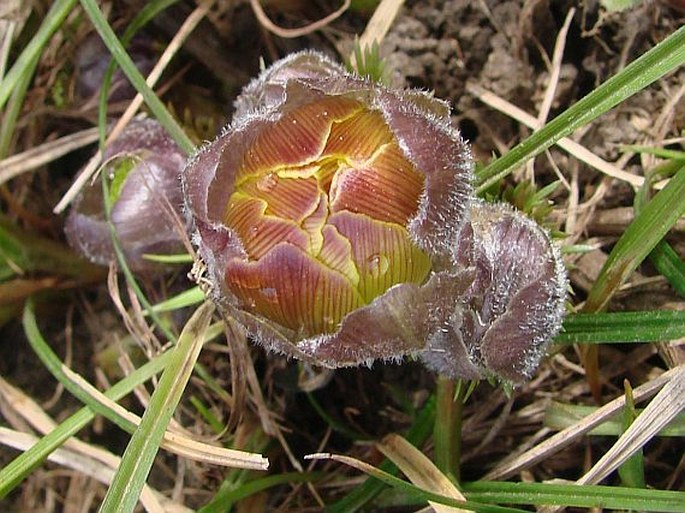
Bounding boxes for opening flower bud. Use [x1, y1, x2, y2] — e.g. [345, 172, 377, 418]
[223, 96, 432, 336]
[184, 51, 566, 381]
[65, 119, 187, 272]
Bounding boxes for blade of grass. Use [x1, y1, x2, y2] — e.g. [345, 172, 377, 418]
[583, 166, 685, 313]
[617, 381, 645, 488]
[476, 25, 685, 192]
[377, 433, 467, 513]
[199, 472, 322, 513]
[544, 403, 685, 436]
[99, 301, 215, 513]
[78, 0, 193, 153]
[635, 161, 685, 298]
[0, 50, 37, 159]
[308, 452, 527, 513]
[143, 285, 204, 315]
[0, 0, 78, 110]
[462, 481, 685, 512]
[555, 310, 685, 343]
[22, 301, 264, 470]
[96, 0, 181, 147]
[577, 365, 685, 486]
[483, 366, 678, 481]
[648, 240, 685, 298]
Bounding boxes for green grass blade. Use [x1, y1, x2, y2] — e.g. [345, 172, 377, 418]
[462, 482, 685, 512]
[99, 301, 214, 513]
[318, 453, 526, 513]
[0, 51, 37, 159]
[476, 25, 685, 192]
[97, 0, 181, 146]
[584, 167, 685, 312]
[556, 310, 685, 343]
[78, 0, 194, 153]
[649, 239, 685, 298]
[0, 0, 78, 110]
[544, 402, 685, 436]
[618, 383, 645, 488]
[144, 285, 205, 315]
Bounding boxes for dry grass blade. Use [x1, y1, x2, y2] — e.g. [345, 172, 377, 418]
[358, 0, 404, 50]
[0, 128, 101, 186]
[250, 0, 351, 38]
[377, 433, 468, 513]
[577, 364, 685, 485]
[537, 8, 576, 125]
[484, 365, 680, 480]
[58, 362, 269, 470]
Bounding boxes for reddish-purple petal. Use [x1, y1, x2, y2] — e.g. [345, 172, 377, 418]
[224, 194, 310, 259]
[237, 96, 362, 179]
[329, 142, 424, 225]
[226, 243, 364, 335]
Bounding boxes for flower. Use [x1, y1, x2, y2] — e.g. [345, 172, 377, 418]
[183, 51, 566, 382]
[65, 119, 187, 272]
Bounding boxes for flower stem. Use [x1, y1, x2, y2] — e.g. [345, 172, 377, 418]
[434, 376, 465, 482]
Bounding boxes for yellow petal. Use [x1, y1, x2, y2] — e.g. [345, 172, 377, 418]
[329, 211, 431, 303]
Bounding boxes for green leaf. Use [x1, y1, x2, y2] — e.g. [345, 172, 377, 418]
[584, 167, 685, 312]
[556, 310, 685, 344]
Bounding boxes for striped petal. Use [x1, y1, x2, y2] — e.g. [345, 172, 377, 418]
[317, 224, 359, 286]
[238, 96, 363, 178]
[329, 211, 431, 303]
[224, 193, 309, 259]
[329, 142, 424, 225]
[226, 242, 364, 335]
[323, 108, 393, 163]
[239, 174, 320, 222]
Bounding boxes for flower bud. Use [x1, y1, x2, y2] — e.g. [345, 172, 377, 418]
[183, 51, 566, 381]
[65, 119, 187, 272]
[420, 201, 568, 382]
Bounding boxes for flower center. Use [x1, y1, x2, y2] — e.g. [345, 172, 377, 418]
[223, 96, 431, 335]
